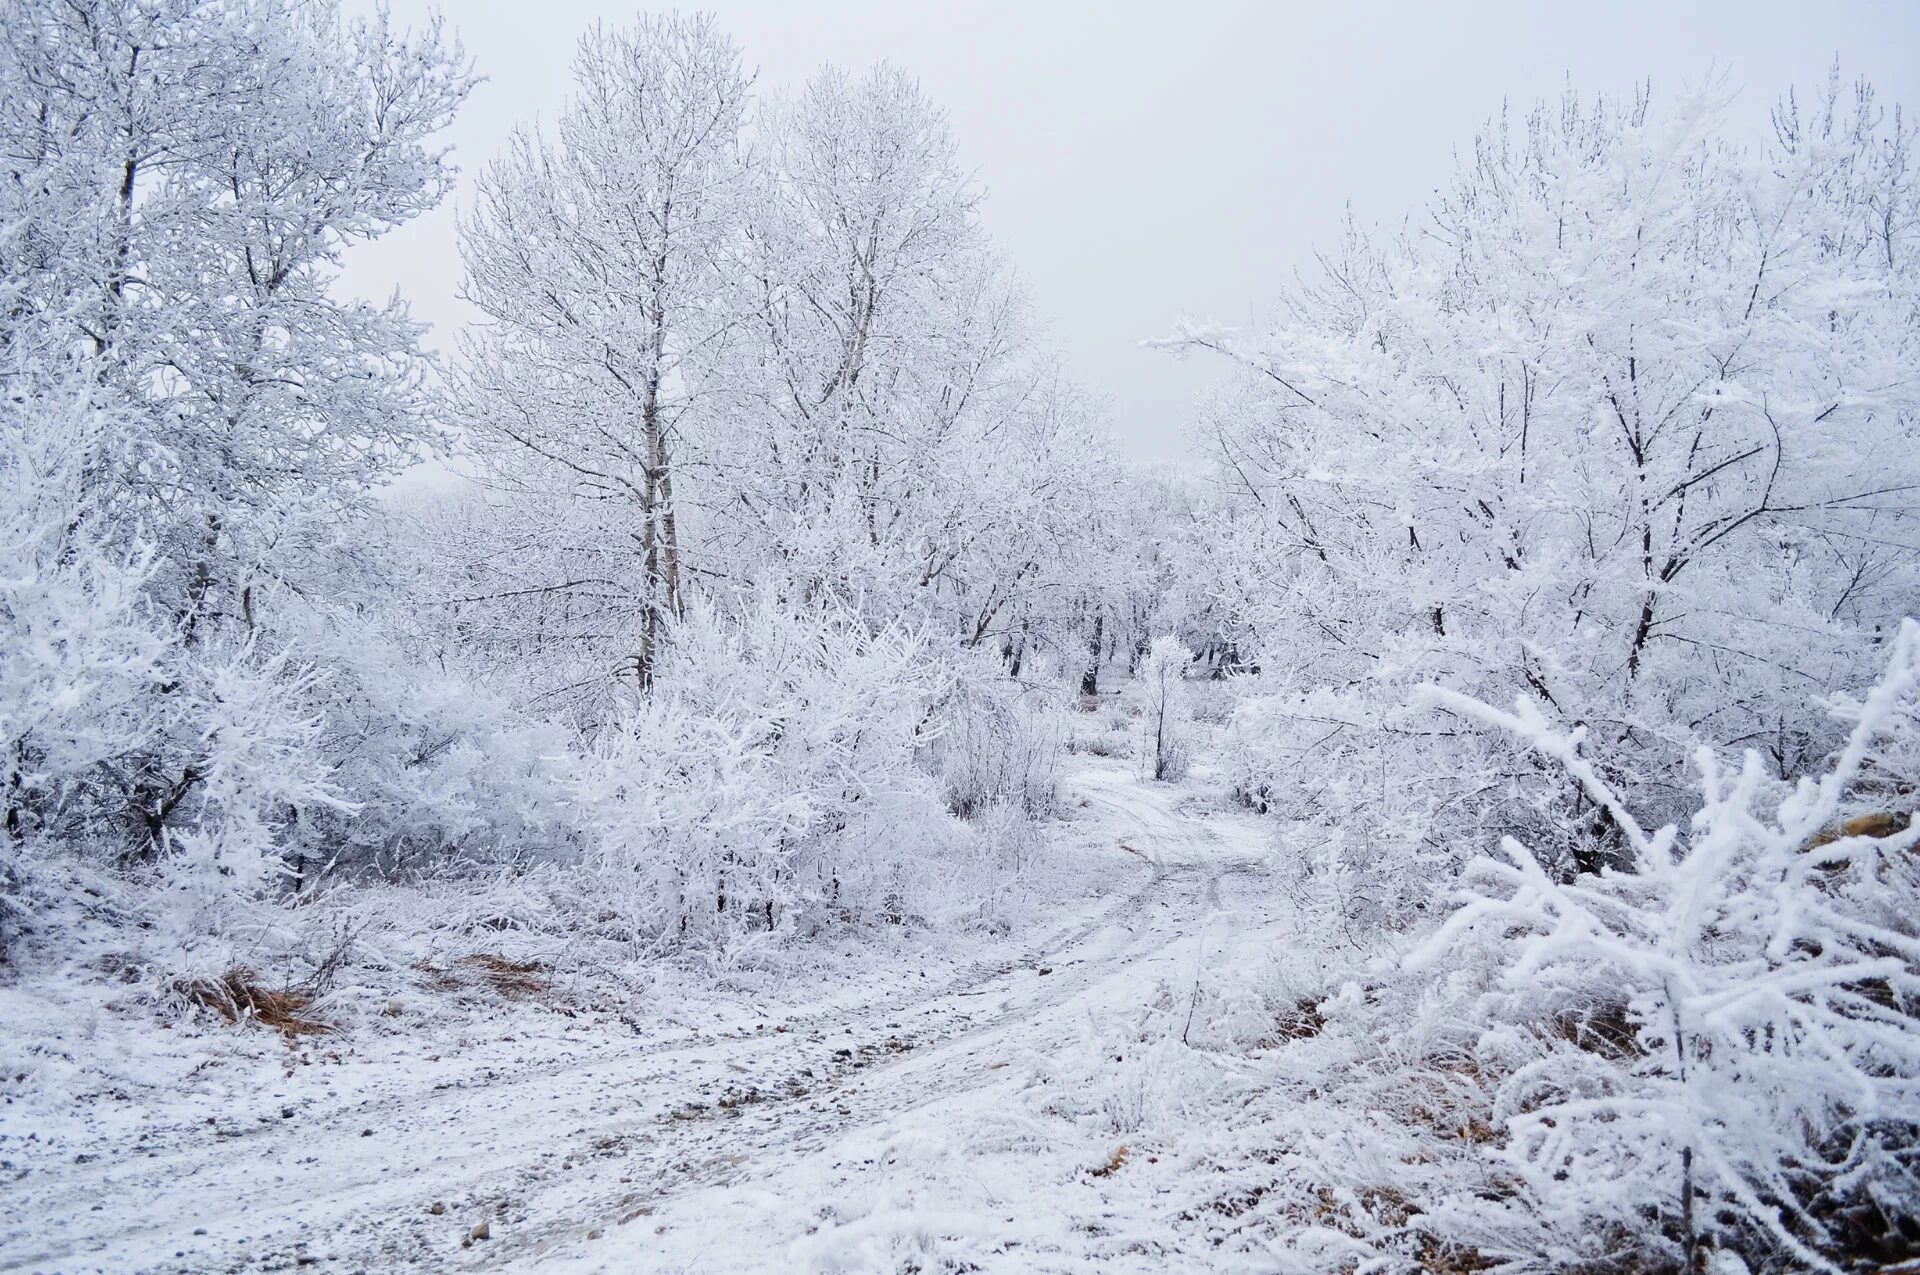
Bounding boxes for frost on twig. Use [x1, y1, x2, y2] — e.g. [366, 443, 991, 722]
[1407, 620, 1920, 1270]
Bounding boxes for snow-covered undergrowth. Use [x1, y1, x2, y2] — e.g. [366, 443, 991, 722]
[0, 749, 1144, 1274]
[2, 639, 1069, 1042]
[981, 634, 1920, 1275]
[580, 598, 1017, 952]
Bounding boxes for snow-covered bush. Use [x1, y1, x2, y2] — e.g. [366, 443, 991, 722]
[0, 372, 166, 949]
[1137, 636, 1193, 782]
[1222, 662, 1580, 931]
[287, 608, 579, 882]
[0, 379, 164, 829]
[577, 599, 960, 952]
[928, 662, 1064, 820]
[150, 644, 352, 932]
[1406, 620, 1920, 1272]
[1067, 695, 1133, 759]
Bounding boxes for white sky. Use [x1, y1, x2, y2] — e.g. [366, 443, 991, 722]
[341, 0, 1920, 466]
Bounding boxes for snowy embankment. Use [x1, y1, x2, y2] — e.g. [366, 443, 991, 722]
[0, 752, 1317, 1274]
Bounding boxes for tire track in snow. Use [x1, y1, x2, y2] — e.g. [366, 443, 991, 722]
[483, 765, 1274, 1271]
[2, 763, 1272, 1274]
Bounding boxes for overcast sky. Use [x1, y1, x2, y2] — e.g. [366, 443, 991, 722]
[340, 0, 1920, 467]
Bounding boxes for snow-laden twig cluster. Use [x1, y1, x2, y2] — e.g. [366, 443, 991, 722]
[1137, 636, 1194, 783]
[1407, 621, 1920, 1270]
[579, 598, 991, 952]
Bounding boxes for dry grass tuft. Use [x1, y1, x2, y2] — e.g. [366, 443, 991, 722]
[415, 953, 549, 1000]
[1401, 1057, 1502, 1146]
[176, 966, 331, 1037]
[1263, 998, 1326, 1046]
[461, 953, 547, 998]
[1545, 1000, 1639, 1059]
[1410, 1106, 1500, 1146]
[1415, 1235, 1498, 1273]
[1804, 810, 1910, 851]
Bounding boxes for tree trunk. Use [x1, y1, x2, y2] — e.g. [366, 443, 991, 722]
[635, 310, 677, 689]
[1080, 611, 1103, 696]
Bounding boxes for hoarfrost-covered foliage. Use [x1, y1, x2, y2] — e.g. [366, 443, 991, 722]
[0, 3, 1115, 974]
[451, 17, 1126, 703]
[577, 598, 961, 950]
[1138, 636, 1193, 782]
[0, 0, 481, 944]
[1143, 70, 1920, 1275]
[1184, 73, 1920, 919]
[2, 7, 1916, 1271]
[1406, 625, 1920, 1271]
[0, 368, 164, 946]
[412, 13, 1116, 952]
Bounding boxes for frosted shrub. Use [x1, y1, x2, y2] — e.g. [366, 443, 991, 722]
[0, 381, 165, 849]
[1407, 621, 1920, 1272]
[1067, 696, 1132, 759]
[1221, 685, 1473, 929]
[0, 376, 166, 949]
[936, 800, 1046, 937]
[1224, 641, 1642, 931]
[929, 664, 1064, 820]
[152, 644, 354, 932]
[578, 599, 957, 950]
[290, 614, 579, 882]
[1137, 636, 1192, 782]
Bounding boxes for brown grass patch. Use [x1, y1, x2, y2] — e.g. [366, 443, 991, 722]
[1402, 1057, 1503, 1146]
[462, 953, 546, 998]
[414, 961, 462, 993]
[415, 953, 549, 1000]
[1546, 1000, 1639, 1059]
[1408, 1104, 1500, 1146]
[1205, 1182, 1270, 1221]
[1415, 1235, 1498, 1273]
[176, 966, 331, 1037]
[1270, 998, 1326, 1044]
[1805, 810, 1910, 851]
[1246, 997, 1329, 1048]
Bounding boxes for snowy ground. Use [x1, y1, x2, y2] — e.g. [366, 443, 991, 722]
[1, 756, 1309, 1274]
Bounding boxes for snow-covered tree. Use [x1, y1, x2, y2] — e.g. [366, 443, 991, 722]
[451, 36, 1130, 707]
[0, 0, 473, 886]
[458, 13, 752, 689]
[2, 0, 470, 636]
[731, 69, 1124, 661]
[1139, 636, 1193, 782]
[1183, 72, 1920, 901]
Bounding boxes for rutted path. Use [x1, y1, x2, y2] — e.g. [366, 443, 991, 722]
[2, 762, 1276, 1274]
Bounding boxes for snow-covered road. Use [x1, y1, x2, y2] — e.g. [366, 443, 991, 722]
[3, 761, 1284, 1273]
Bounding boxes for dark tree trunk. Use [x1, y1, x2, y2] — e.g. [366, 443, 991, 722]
[1080, 611, 1104, 696]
